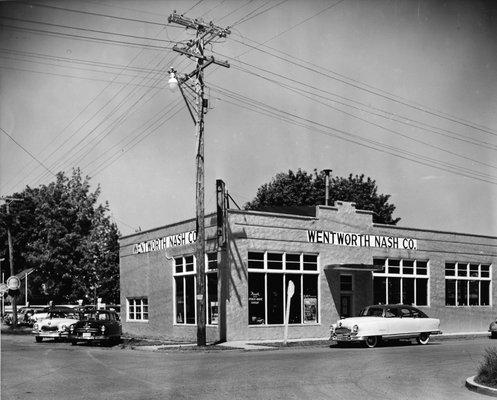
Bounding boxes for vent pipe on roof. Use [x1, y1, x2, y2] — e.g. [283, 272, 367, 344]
[322, 169, 333, 206]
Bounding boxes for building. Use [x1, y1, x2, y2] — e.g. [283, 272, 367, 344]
[119, 201, 497, 342]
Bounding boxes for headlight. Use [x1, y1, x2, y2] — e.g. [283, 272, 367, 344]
[101, 325, 106, 333]
[61, 324, 67, 331]
[69, 324, 75, 333]
[33, 323, 38, 330]
[352, 325, 359, 333]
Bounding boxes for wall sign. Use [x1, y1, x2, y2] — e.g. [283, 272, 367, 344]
[307, 230, 417, 250]
[133, 230, 197, 254]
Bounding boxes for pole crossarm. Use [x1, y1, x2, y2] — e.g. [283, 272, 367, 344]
[168, 12, 231, 37]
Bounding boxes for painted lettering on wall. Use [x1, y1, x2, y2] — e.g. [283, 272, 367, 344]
[307, 230, 417, 250]
[133, 230, 197, 254]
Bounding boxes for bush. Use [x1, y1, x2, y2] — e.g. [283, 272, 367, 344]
[476, 347, 497, 388]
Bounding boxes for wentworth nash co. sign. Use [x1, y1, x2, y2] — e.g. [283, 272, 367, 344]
[133, 230, 196, 254]
[307, 230, 417, 250]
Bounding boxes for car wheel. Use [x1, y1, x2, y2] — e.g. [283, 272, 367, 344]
[365, 336, 379, 348]
[35, 336, 43, 343]
[417, 333, 430, 345]
[491, 332, 497, 339]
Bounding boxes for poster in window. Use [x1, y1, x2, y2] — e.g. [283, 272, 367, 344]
[210, 301, 219, 325]
[248, 289, 265, 324]
[303, 295, 317, 323]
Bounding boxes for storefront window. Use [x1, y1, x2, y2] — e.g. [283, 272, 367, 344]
[247, 251, 319, 325]
[373, 258, 429, 306]
[445, 262, 491, 306]
[174, 253, 219, 325]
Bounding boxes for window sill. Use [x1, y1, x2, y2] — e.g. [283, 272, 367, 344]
[248, 323, 321, 328]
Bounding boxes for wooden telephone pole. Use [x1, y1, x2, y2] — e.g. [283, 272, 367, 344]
[1, 197, 22, 327]
[167, 12, 230, 346]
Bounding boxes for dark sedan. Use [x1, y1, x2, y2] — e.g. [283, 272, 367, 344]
[68, 309, 121, 346]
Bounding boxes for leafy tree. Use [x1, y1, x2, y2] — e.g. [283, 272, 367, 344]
[244, 169, 400, 224]
[0, 169, 120, 304]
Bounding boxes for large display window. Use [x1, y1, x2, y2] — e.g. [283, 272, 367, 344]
[445, 262, 491, 306]
[248, 251, 319, 325]
[373, 258, 429, 306]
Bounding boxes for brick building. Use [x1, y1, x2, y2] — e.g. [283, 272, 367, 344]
[119, 201, 497, 342]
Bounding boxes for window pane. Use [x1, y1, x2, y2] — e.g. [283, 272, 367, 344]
[481, 281, 490, 306]
[185, 256, 194, 272]
[207, 274, 218, 325]
[373, 277, 386, 305]
[388, 259, 400, 274]
[445, 263, 455, 277]
[469, 264, 479, 278]
[402, 278, 415, 305]
[303, 275, 318, 323]
[373, 258, 386, 273]
[445, 280, 456, 306]
[286, 274, 301, 324]
[175, 257, 183, 273]
[185, 275, 196, 324]
[416, 261, 428, 275]
[248, 273, 265, 324]
[416, 279, 428, 306]
[457, 263, 468, 277]
[267, 253, 283, 270]
[207, 253, 218, 270]
[248, 252, 264, 269]
[285, 253, 301, 270]
[481, 265, 490, 278]
[457, 280, 468, 306]
[303, 254, 318, 271]
[469, 280, 479, 305]
[403, 260, 414, 275]
[175, 277, 184, 323]
[388, 277, 401, 303]
[267, 274, 283, 324]
[340, 275, 353, 292]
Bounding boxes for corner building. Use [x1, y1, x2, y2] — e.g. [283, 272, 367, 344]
[119, 201, 497, 342]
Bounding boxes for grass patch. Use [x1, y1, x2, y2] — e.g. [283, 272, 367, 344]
[476, 347, 497, 388]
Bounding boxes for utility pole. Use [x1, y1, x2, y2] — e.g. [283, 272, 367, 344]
[167, 12, 230, 346]
[2, 197, 22, 327]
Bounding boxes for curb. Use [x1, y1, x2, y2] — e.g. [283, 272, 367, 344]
[466, 376, 497, 397]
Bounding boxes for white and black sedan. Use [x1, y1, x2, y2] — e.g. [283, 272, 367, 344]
[330, 304, 441, 348]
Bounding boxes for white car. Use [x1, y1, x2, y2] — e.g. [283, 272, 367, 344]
[330, 304, 441, 348]
[32, 308, 82, 342]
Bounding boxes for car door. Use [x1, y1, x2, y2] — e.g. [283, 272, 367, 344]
[385, 307, 404, 335]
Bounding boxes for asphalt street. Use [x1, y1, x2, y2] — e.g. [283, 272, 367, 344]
[1, 334, 492, 400]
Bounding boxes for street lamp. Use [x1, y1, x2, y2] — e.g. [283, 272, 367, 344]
[167, 69, 179, 92]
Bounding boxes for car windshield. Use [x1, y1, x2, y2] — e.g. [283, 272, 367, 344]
[83, 312, 110, 321]
[49, 311, 80, 319]
[360, 307, 384, 317]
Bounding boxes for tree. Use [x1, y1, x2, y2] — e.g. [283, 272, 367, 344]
[244, 169, 400, 224]
[0, 169, 120, 304]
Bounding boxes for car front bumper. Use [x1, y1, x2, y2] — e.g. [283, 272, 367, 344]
[69, 334, 111, 342]
[34, 331, 69, 339]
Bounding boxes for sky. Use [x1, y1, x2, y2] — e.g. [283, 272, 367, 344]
[1, 0, 497, 237]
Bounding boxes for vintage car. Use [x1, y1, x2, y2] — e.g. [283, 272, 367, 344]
[68, 309, 121, 346]
[32, 308, 82, 342]
[330, 304, 441, 348]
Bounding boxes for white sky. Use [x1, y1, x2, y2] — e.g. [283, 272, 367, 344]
[1, 0, 497, 237]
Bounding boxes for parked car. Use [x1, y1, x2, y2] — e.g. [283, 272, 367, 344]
[18, 306, 46, 326]
[68, 309, 121, 346]
[32, 308, 82, 342]
[330, 304, 441, 348]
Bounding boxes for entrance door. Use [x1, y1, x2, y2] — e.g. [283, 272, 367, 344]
[340, 294, 352, 318]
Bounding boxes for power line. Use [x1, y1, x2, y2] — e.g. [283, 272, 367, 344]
[0, 127, 55, 179]
[210, 84, 497, 185]
[17, 1, 166, 26]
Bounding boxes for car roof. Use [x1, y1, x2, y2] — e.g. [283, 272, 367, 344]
[367, 304, 421, 310]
